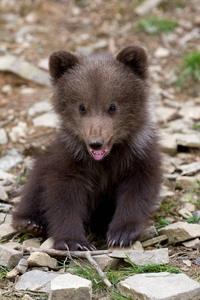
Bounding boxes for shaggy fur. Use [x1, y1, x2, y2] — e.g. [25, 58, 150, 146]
[12, 46, 162, 250]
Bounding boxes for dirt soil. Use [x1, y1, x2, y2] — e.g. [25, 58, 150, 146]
[0, 0, 200, 299]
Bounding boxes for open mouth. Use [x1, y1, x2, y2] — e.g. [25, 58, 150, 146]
[89, 145, 109, 161]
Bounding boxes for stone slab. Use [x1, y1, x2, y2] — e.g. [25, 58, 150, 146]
[0, 245, 23, 268]
[15, 270, 61, 293]
[118, 272, 200, 300]
[158, 221, 200, 244]
[49, 273, 92, 300]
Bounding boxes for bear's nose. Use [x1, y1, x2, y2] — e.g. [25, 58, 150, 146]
[88, 138, 104, 150]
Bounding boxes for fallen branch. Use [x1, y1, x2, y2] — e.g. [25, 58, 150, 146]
[84, 251, 112, 288]
[15, 245, 111, 257]
[15, 245, 112, 288]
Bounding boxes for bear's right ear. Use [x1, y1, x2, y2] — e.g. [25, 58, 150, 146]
[116, 46, 148, 79]
[49, 51, 79, 79]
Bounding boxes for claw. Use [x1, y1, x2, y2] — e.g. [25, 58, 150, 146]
[64, 243, 69, 251]
[90, 245, 96, 251]
[111, 240, 116, 247]
[28, 221, 31, 225]
[82, 246, 89, 251]
[129, 240, 133, 247]
[120, 241, 124, 248]
[108, 240, 112, 248]
[76, 243, 83, 250]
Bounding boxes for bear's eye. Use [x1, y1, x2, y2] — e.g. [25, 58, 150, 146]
[109, 104, 116, 114]
[79, 105, 86, 114]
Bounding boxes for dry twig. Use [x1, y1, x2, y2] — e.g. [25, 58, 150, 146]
[15, 245, 112, 288]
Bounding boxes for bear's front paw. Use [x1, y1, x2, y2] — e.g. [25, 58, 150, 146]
[13, 218, 44, 236]
[107, 224, 142, 248]
[54, 239, 96, 251]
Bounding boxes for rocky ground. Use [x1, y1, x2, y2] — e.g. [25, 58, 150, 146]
[0, 0, 200, 299]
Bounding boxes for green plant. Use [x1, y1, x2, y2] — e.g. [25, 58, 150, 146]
[159, 197, 176, 212]
[155, 218, 170, 230]
[0, 265, 9, 279]
[17, 233, 34, 243]
[193, 123, 200, 131]
[137, 17, 178, 34]
[184, 214, 200, 223]
[177, 50, 200, 86]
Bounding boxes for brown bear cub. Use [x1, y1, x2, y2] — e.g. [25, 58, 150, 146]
[12, 46, 162, 251]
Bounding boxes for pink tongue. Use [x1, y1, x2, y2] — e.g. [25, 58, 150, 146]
[90, 146, 108, 161]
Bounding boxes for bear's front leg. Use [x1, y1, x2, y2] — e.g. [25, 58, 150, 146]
[45, 176, 95, 251]
[107, 162, 161, 247]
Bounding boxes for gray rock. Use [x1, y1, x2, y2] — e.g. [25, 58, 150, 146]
[2, 84, 13, 95]
[179, 106, 200, 121]
[15, 270, 61, 293]
[6, 267, 19, 278]
[160, 185, 175, 198]
[166, 119, 190, 134]
[33, 112, 59, 128]
[158, 221, 200, 244]
[0, 223, 18, 242]
[0, 185, 8, 201]
[125, 249, 169, 266]
[140, 226, 158, 242]
[38, 58, 49, 71]
[178, 162, 200, 176]
[27, 251, 58, 269]
[0, 212, 12, 224]
[0, 128, 8, 145]
[0, 149, 23, 171]
[178, 208, 193, 219]
[0, 54, 50, 86]
[142, 235, 168, 248]
[9, 121, 27, 143]
[49, 273, 92, 300]
[28, 101, 52, 116]
[154, 47, 170, 58]
[193, 211, 200, 219]
[15, 25, 38, 44]
[118, 272, 200, 300]
[155, 107, 177, 123]
[16, 258, 28, 274]
[131, 241, 144, 251]
[182, 238, 200, 249]
[0, 245, 23, 268]
[160, 132, 177, 155]
[23, 237, 41, 248]
[0, 203, 12, 213]
[176, 176, 197, 189]
[93, 254, 120, 270]
[194, 256, 200, 265]
[183, 203, 196, 212]
[3, 241, 21, 249]
[0, 170, 16, 180]
[110, 249, 169, 266]
[173, 133, 200, 148]
[135, 0, 163, 16]
[20, 87, 37, 95]
[21, 294, 34, 300]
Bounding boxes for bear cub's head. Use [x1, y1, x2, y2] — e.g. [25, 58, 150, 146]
[49, 46, 149, 161]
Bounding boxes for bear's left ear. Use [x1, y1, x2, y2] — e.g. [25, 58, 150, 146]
[49, 51, 79, 79]
[116, 46, 148, 79]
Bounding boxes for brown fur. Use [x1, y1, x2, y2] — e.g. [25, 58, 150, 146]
[12, 46, 162, 250]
